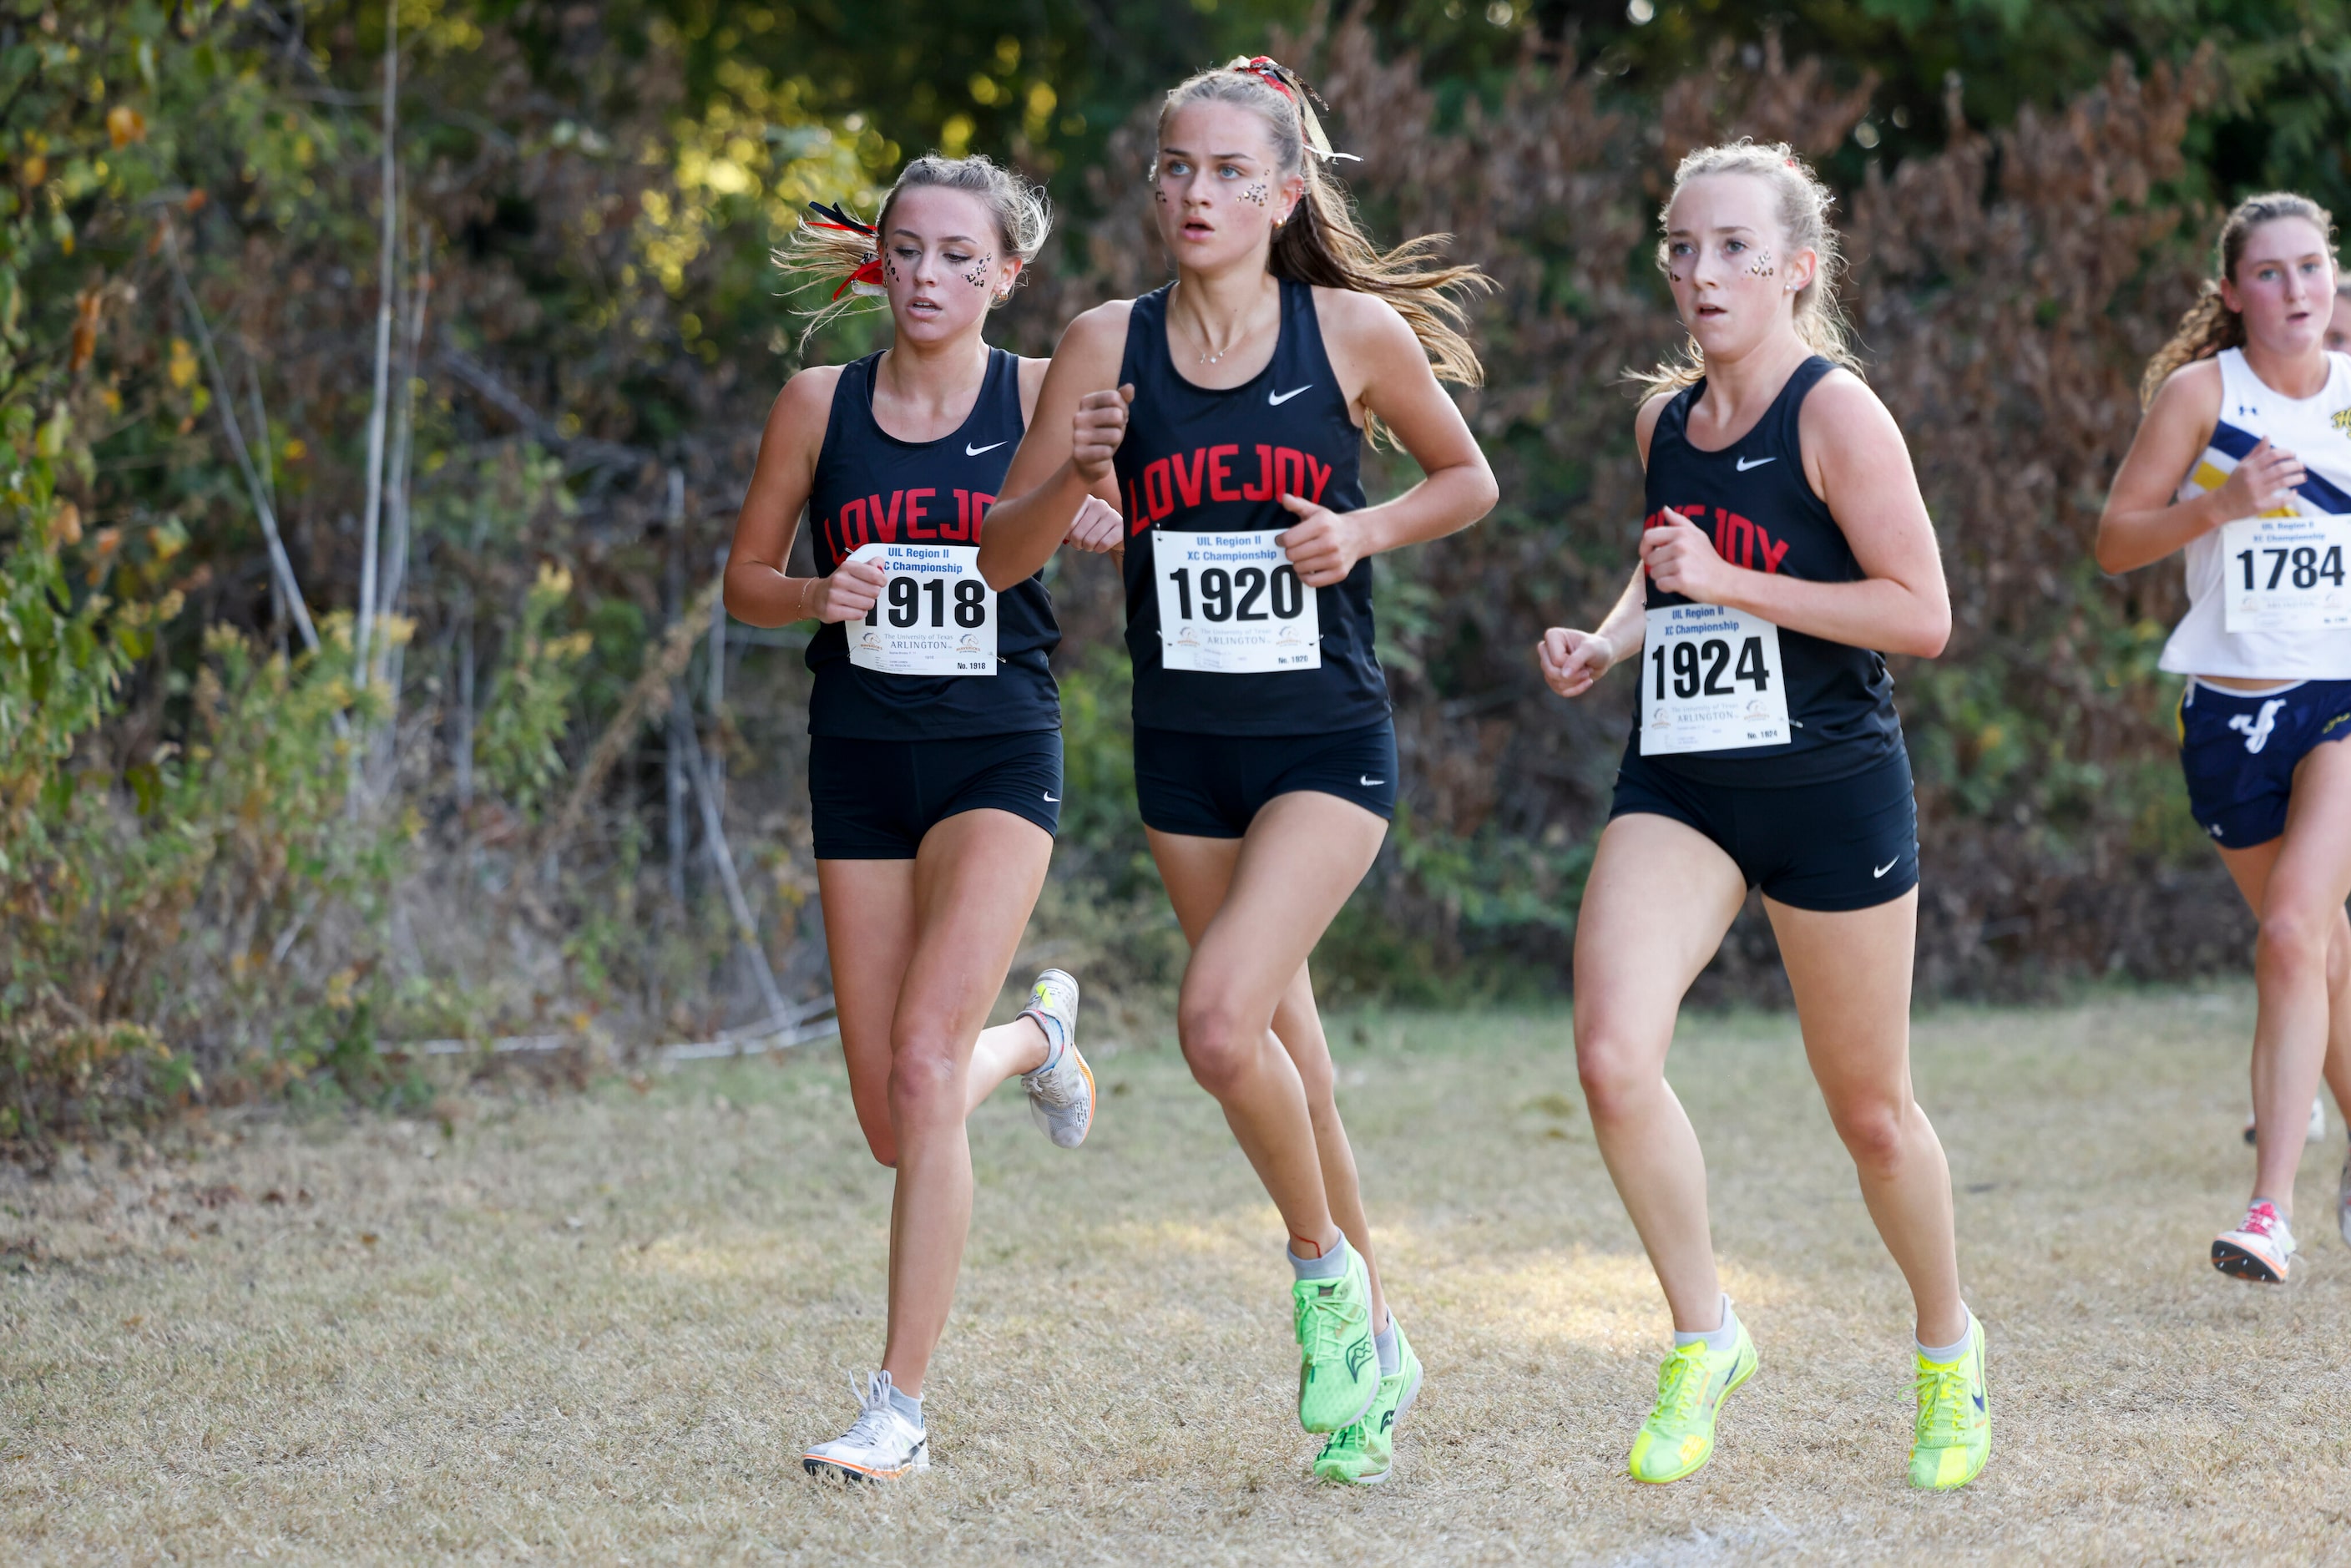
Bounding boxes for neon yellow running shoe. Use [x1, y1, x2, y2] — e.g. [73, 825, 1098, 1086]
[1292, 1244, 1379, 1434]
[1313, 1318, 1423, 1485]
[1909, 1315, 1990, 1490]
[1626, 1321, 1758, 1485]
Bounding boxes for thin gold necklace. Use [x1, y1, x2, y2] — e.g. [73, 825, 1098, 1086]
[1176, 287, 1266, 366]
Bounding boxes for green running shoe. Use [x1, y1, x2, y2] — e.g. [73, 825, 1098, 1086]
[1292, 1244, 1379, 1434]
[1314, 1318, 1423, 1485]
[1909, 1315, 1990, 1490]
[1625, 1320, 1758, 1484]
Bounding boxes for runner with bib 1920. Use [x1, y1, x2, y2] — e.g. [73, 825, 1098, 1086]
[978, 56, 1498, 1486]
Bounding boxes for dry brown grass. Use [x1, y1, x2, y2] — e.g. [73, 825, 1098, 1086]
[5, 987, 2349, 1564]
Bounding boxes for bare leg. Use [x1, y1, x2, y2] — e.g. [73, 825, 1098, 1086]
[1768, 890, 1965, 1347]
[2220, 741, 2351, 1215]
[1153, 831, 1391, 1329]
[2214, 840, 2351, 1134]
[817, 859, 919, 1169]
[1144, 792, 1388, 1264]
[1571, 814, 1749, 1333]
[817, 862, 1051, 1166]
[832, 809, 1053, 1398]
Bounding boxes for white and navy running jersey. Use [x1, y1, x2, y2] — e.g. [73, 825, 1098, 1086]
[1112, 281, 1388, 736]
[804, 346, 1060, 740]
[1636, 356, 1904, 786]
[2159, 348, 2351, 680]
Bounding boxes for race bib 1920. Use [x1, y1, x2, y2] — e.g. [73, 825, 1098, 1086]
[1153, 528, 1321, 674]
[845, 542, 996, 676]
[1639, 602, 1792, 756]
[2221, 512, 2351, 633]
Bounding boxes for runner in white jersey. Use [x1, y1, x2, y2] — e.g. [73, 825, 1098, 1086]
[2097, 192, 2351, 1278]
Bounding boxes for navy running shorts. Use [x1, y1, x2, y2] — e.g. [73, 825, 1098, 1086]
[1133, 721, 1398, 839]
[1609, 746, 1919, 912]
[2178, 677, 2351, 849]
[808, 730, 1061, 860]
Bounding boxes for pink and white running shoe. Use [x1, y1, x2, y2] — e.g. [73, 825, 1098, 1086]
[2212, 1200, 2297, 1283]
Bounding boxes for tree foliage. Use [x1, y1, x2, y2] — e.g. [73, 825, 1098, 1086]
[0, 0, 2327, 1144]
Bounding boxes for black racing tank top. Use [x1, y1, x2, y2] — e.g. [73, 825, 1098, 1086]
[803, 346, 1059, 740]
[1113, 281, 1388, 736]
[1634, 356, 1903, 785]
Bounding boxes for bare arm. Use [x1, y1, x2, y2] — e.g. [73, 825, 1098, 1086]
[1639, 372, 1951, 658]
[978, 305, 1132, 591]
[1538, 564, 1646, 698]
[1537, 392, 1671, 697]
[2096, 360, 2304, 574]
[1277, 289, 1499, 586]
[721, 367, 885, 629]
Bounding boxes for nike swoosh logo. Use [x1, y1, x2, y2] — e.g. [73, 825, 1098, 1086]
[1735, 455, 1776, 471]
[1043, 792, 1059, 802]
[965, 440, 1007, 456]
[1359, 776, 1384, 787]
[1873, 857, 1899, 878]
[1972, 1393, 1985, 1411]
[1268, 386, 1312, 406]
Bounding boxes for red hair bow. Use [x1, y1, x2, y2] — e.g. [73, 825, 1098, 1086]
[1237, 56, 1297, 99]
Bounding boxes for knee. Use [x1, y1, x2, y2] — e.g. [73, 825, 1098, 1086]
[886, 1038, 964, 1126]
[2259, 905, 2333, 979]
[1574, 1028, 1655, 1125]
[1177, 999, 1261, 1100]
[1828, 1097, 1909, 1176]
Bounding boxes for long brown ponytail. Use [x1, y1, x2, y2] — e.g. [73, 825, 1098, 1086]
[2141, 192, 2338, 407]
[1155, 57, 1492, 407]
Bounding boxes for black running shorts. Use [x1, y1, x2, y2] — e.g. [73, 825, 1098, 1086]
[809, 731, 1061, 860]
[1608, 746, 1919, 912]
[1133, 721, 1398, 839]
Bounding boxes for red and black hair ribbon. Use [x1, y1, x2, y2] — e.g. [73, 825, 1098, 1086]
[806, 200, 887, 299]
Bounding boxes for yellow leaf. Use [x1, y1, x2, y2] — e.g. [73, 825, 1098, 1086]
[167, 337, 197, 390]
[106, 105, 147, 149]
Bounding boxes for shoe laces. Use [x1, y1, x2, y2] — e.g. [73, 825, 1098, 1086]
[1913, 1358, 1974, 1448]
[840, 1371, 910, 1449]
[1294, 1273, 1366, 1362]
[1652, 1342, 1711, 1424]
[1318, 1423, 1364, 1461]
[2241, 1201, 2279, 1239]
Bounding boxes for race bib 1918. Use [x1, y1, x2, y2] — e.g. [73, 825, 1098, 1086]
[2221, 513, 2351, 633]
[1153, 528, 1321, 674]
[1639, 603, 1792, 756]
[845, 542, 997, 676]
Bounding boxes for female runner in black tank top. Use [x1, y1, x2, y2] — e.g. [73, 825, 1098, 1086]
[979, 58, 1496, 1485]
[725, 156, 1122, 1482]
[1538, 143, 1989, 1491]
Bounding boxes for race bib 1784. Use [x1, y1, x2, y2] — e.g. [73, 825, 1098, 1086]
[2221, 512, 2351, 633]
[1154, 528, 1321, 674]
[845, 542, 997, 676]
[1639, 602, 1792, 756]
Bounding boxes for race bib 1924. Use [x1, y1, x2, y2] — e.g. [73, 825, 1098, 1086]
[845, 542, 996, 676]
[1154, 528, 1321, 674]
[1639, 602, 1792, 756]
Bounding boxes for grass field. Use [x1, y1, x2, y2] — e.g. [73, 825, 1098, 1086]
[6, 987, 2351, 1565]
